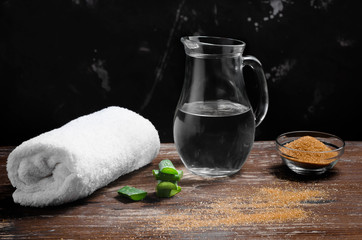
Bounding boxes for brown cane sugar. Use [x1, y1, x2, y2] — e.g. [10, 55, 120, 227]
[153, 185, 328, 232]
[282, 136, 338, 165]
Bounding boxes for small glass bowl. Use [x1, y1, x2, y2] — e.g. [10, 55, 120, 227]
[276, 131, 345, 175]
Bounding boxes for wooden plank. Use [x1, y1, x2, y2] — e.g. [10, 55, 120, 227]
[0, 142, 361, 239]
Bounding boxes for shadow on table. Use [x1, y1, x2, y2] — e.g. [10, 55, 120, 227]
[269, 163, 339, 182]
[0, 188, 94, 219]
[114, 192, 162, 204]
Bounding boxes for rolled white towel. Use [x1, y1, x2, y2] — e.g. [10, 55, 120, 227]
[7, 106, 160, 207]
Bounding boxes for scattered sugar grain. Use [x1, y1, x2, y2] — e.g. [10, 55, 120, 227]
[154, 185, 328, 232]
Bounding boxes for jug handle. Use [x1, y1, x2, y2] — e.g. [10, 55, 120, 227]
[243, 55, 269, 127]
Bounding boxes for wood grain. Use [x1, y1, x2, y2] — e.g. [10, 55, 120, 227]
[1, 142, 361, 239]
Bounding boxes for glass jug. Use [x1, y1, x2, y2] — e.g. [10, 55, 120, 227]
[173, 36, 269, 177]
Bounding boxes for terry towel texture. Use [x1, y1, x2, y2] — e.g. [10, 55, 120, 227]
[7, 106, 160, 207]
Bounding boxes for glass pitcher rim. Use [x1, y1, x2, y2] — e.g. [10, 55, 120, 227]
[181, 36, 246, 47]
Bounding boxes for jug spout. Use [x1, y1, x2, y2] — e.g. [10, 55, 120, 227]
[181, 37, 199, 50]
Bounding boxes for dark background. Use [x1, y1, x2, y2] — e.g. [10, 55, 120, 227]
[0, 0, 361, 145]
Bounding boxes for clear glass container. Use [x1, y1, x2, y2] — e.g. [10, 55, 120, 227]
[174, 36, 269, 177]
[276, 131, 345, 175]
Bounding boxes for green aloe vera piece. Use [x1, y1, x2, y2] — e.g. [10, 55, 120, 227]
[117, 186, 147, 201]
[158, 159, 178, 175]
[152, 169, 183, 181]
[156, 181, 182, 198]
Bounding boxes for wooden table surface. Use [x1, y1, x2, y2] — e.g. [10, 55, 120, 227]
[1, 142, 362, 239]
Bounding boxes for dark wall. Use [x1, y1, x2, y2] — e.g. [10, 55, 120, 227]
[1, 0, 361, 145]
